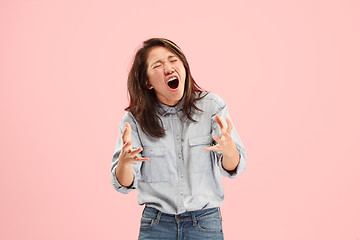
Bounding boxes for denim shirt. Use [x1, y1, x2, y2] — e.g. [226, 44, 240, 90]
[111, 92, 246, 214]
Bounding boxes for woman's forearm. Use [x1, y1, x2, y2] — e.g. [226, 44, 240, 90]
[116, 161, 134, 187]
[222, 149, 240, 172]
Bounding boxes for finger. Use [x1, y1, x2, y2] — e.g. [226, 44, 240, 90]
[225, 117, 233, 134]
[122, 122, 132, 143]
[215, 115, 224, 130]
[121, 126, 127, 142]
[213, 135, 222, 144]
[122, 141, 132, 150]
[128, 147, 143, 157]
[204, 145, 219, 151]
[223, 132, 233, 140]
[134, 156, 149, 162]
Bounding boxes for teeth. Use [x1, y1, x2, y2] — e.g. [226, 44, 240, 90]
[168, 77, 178, 82]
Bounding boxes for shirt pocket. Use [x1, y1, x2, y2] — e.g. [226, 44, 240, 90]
[189, 134, 213, 173]
[140, 146, 169, 183]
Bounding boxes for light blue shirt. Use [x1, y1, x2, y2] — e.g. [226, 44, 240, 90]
[111, 92, 246, 214]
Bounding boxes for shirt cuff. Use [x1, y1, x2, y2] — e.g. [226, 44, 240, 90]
[111, 166, 137, 194]
[217, 145, 246, 178]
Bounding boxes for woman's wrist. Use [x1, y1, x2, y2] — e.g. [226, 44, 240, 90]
[222, 148, 240, 171]
[116, 159, 134, 187]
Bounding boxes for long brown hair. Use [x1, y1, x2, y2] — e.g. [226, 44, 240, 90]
[126, 38, 206, 138]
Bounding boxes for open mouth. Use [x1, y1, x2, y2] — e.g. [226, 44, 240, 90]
[167, 77, 179, 89]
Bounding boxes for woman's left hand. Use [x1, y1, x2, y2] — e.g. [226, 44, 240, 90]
[204, 115, 238, 158]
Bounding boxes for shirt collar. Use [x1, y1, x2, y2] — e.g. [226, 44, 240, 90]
[158, 96, 185, 116]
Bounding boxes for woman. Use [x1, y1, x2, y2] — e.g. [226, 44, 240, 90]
[111, 38, 246, 239]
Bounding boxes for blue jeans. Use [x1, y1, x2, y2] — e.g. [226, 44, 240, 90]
[138, 206, 224, 240]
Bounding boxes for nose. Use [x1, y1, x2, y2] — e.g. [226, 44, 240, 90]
[164, 63, 174, 75]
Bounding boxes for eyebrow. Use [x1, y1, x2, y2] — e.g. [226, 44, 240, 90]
[150, 55, 178, 67]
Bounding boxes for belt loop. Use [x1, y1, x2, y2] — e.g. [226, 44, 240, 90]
[154, 209, 162, 224]
[191, 211, 197, 226]
[218, 207, 222, 219]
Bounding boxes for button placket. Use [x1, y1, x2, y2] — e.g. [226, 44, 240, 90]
[173, 114, 186, 213]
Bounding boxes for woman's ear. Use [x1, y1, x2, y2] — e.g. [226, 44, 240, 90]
[146, 81, 153, 90]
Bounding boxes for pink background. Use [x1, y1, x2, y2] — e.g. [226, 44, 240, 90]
[1, 0, 359, 239]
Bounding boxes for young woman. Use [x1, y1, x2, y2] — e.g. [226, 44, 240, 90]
[111, 38, 246, 240]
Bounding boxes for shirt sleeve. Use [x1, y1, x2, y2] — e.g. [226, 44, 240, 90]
[110, 112, 143, 194]
[210, 94, 247, 178]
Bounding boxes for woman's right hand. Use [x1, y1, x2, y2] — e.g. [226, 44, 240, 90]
[118, 122, 149, 166]
[116, 122, 148, 187]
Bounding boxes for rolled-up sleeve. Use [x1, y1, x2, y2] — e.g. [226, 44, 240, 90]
[211, 95, 247, 178]
[110, 112, 143, 194]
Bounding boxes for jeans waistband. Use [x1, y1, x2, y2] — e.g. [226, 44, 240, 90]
[142, 206, 222, 225]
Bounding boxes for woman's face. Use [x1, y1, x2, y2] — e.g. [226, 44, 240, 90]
[146, 46, 186, 106]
